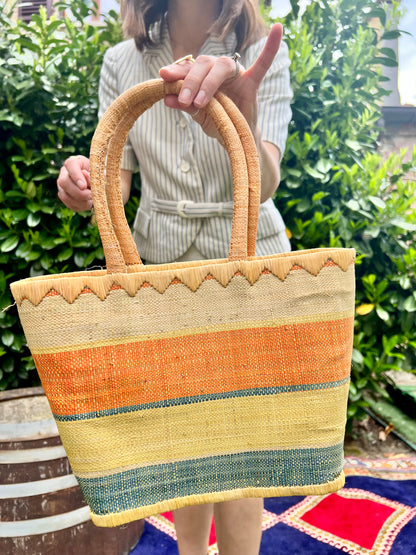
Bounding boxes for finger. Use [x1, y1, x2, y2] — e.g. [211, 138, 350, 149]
[159, 58, 194, 82]
[245, 23, 283, 87]
[57, 185, 92, 212]
[175, 55, 214, 106]
[64, 155, 90, 190]
[192, 56, 239, 108]
[57, 167, 92, 207]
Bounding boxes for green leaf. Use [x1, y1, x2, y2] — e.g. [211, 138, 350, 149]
[12, 209, 29, 221]
[349, 382, 358, 396]
[304, 165, 324, 179]
[25, 182, 37, 198]
[40, 253, 54, 270]
[74, 252, 86, 267]
[352, 349, 364, 365]
[373, 57, 398, 68]
[56, 247, 73, 262]
[403, 296, 416, 312]
[389, 218, 416, 231]
[296, 198, 311, 212]
[376, 306, 390, 321]
[345, 199, 360, 211]
[315, 158, 332, 174]
[381, 30, 401, 41]
[25, 250, 42, 262]
[2, 357, 14, 373]
[0, 236, 19, 253]
[312, 191, 328, 202]
[362, 227, 380, 239]
[356, 378, 368, 389]
[345, 139, 361, 152]
[347, 405, 357, 418]
[368, 196, 386, 210]
[379, 47, 397, 60]
[27, 213, 41, 227]
[286, 168, 302, 178]
[382, 335, 397, 354]
[1, 330, 14, 347]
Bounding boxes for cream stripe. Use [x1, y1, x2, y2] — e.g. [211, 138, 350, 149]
[57, 384, 349, 475]
[30, 310, 353, 355]
[19, 265, 355, 352]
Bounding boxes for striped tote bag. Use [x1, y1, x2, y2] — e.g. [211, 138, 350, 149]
[10, 79, 355, 527]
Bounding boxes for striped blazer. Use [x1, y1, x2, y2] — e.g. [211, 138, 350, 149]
[99, 23, 293, 263]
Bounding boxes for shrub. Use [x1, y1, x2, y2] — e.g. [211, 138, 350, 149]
[273, 0, 416, 422]
[0, 0, 127, 389]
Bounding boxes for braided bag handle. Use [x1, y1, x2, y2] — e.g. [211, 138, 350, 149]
[89, 79, 261, 274]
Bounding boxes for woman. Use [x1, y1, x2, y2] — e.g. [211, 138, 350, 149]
[57, 1, 292, 553]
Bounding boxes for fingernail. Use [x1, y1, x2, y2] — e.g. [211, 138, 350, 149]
[194, 90, 206, 106]
[179, 88, 192, 104]
[77, 179, 86, 189]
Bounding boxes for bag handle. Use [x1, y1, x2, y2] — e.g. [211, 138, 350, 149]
[89, 79, 260, 274]
[104, 82, 261, 267]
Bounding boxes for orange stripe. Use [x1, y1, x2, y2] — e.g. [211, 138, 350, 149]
[34, 318, 353, 416]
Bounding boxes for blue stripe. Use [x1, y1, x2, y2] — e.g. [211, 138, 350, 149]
[77, 444, 345, 516]
[53, 377, 350, 422]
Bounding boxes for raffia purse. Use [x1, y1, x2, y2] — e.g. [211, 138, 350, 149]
[10, 79, 355, 527]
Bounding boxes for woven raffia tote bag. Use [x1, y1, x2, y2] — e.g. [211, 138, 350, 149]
[10, 79, 356, 527]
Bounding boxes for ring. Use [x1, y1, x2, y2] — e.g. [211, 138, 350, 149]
[230, 52, 241, 79]
[190, 109, 200, 118]
[174, 54, 195, 65]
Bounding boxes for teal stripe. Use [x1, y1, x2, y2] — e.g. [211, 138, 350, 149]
[77, 445, 344, 516]
[53, 377, 350, 422]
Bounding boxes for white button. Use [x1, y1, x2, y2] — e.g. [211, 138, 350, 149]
[179, 119, 187, 129]
[180, 161, 191, 172]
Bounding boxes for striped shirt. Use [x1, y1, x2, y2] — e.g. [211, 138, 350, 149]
[99, 23, 293, 263]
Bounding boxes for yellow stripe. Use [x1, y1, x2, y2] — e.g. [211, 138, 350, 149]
[19, 265, 355, 353]
[57, 384, 349, 475]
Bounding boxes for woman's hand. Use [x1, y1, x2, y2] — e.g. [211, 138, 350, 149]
[57, 155, 92, 212]
[57, 156, 133, 210]
[159, 23, 283, 143]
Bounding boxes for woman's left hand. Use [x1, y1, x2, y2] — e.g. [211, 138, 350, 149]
[159, 23, 283, 143]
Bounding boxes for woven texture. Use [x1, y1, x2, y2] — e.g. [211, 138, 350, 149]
[10, 79, 356, 527]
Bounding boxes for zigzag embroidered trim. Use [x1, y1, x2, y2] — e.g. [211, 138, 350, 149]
[10, 248, 355, 306]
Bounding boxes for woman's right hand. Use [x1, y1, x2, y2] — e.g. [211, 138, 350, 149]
[57, 155, 92, 212]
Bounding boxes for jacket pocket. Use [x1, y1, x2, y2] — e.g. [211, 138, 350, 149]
[257, 198, 286, 239]
[132, 206, 151, 239]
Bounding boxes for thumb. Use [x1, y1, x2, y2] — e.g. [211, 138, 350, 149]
[245, 23, 283, 87]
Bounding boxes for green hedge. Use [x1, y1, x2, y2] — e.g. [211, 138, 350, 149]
[1, 0, 415, 424]
[275, 0, 416, 421]
[0, 0, 135, 388]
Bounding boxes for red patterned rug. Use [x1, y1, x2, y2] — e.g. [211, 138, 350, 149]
[129, 456, 416, 554]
